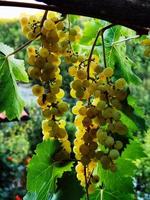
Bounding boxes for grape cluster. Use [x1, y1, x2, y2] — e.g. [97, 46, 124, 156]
[70, 54, 129, 189]
[20, 11, 76, 159]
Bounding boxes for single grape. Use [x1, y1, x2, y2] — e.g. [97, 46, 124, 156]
[109, 149, 120, 160]
[114, 140, 123, 150]
[115, 78, 126, 90]
[103, 67, 114, 77]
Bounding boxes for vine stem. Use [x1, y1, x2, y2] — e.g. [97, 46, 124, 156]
[84, 166, 90, 200]
[101, 31, 107, 69]
[7, 10, 48, 57]
[87, 24, 115, 79]
[7, 39, 36, 57]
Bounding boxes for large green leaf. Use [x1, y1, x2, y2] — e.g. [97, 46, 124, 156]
[97, 139, 145, 196]
[105, 26, 141, 84]
[90, 189, 134, 200]
[23, 192, 37, 200]
[121, 95, 146, 131]
[120, 112, 138, 137]
[0, 43, 29, 120]
[27, 140, 74, 200]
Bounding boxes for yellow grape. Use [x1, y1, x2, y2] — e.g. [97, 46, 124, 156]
[115, 78, 126, 90]
[32, 84, 44, 96]
[109, 149, 120, 160]
[43, 19, 55, 31]
[39, 47, 49, 58]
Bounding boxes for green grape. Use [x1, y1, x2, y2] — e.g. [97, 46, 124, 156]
[56, 21, 64, 30]
[75, 88, 84, 99]
[79, 107, 87, 115]
[27, 31, 36, 40]
[112, 110, 121, 120]
[20, 16, 28, 26]
[114, 121, 128, 135]
[46, 29, 59, 43]
[77, 69, 87, 80]
[103, 67, 114, 77]
[102, 107, 113, 118]
[39, 47, 49, 58]
[42, 109, 52, 119]
[105, 136, 114, 147]
[43, 19, 55, 30]
[57, 102, 68, 113]
[32, 84, 44, 96]
[115, 78, 126, 90]
[97, 130, 107, 144]
[100, 155, 111, 169]
[56, 128, 67, 139]
[114, 140, 123, 150]
[97, 100, 107, 110]
[68, 66, 77, 76]
[109, 149, 120, 160]
[70, 28, 77, 36]
[71, 79, 83, 90]
[28, 67, 41, 79]
[82, 80, 90, 88]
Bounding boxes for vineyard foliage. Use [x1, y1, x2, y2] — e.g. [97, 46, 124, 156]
[0, 10, 149, 200]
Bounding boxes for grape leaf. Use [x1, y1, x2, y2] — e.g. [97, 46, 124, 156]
[97, 139, 145, 194]
[0, 43, 29, 120]
[121, 95, 146, 131]
[121, 139, 146, 160]
[90, 189, 134, 200]
[27, 140, 74, 200]
[23, 192, 37, 200]
[120, 112, 138, 137]
[105, 26, 141, 84]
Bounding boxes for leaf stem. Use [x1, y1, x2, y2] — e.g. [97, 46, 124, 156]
[84, 166, 90, 200]
[101, 32, 107, 68]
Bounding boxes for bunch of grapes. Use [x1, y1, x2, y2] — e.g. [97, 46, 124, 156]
[69, 53, 129, 190]
[20, 11, 76, 160]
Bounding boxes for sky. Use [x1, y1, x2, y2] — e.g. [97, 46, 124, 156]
[0, 0, 42, 18]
